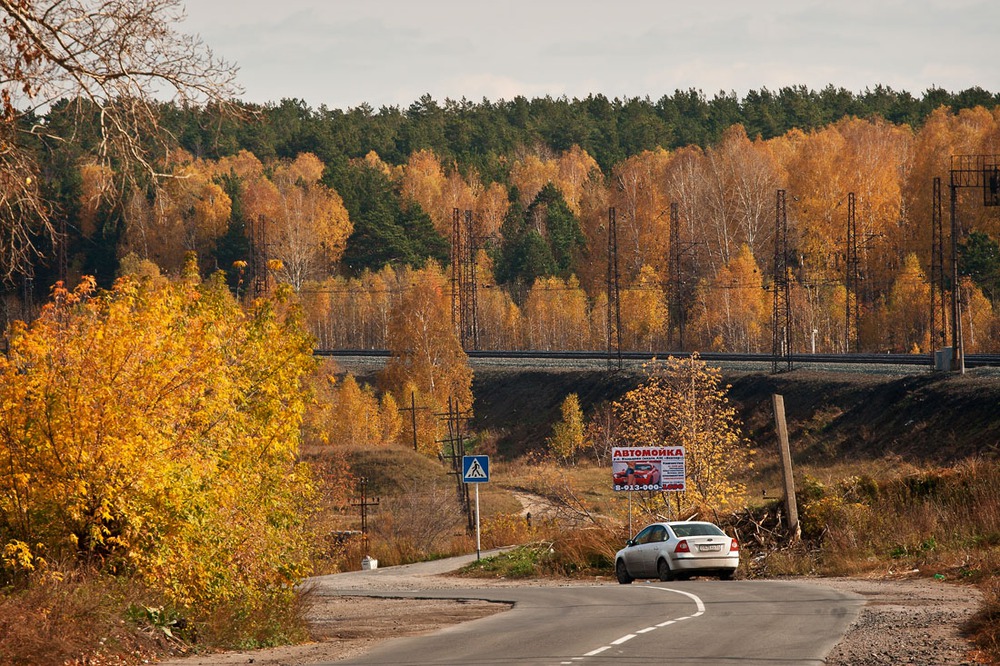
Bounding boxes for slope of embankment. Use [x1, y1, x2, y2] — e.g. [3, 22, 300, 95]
[470, 363, 1000, 463]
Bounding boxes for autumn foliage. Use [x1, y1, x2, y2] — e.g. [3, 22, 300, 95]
[614, 355, 753, 514]
[0, 266, 317, 631]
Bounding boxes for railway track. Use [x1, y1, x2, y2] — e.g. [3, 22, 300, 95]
[314, 348, 1000, 369]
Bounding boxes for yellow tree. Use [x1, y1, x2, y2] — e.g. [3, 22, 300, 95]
[548, 393, 585, 462]
[702, 125, 783, 264]
[620, 264, 668, 351]
[837, 117, 911, 291]
[269, 153, 353, 289]
[883, 253, 931, 353]
[476, 181, 510, 240]
[785, 126, 847, 277]
[524, 275, 591, 350]
[475, 251, 524, 349]
[310, 372, 403, 449]
[689, 245, 769, 352]
[78, 162, 115, 238]
[138, 152, 232, 273]
[510, 154, 559, 208]
[960, 277, 994, 354]
[401, 149, 448, 235]
[556, 145, 601, 216]
[0, 268, 317, 624]
[613, 355, 751, 514]
[327, 374, 381, 448]
[380, 262, 472, 454]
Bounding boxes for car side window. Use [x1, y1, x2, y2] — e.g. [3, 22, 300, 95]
[633, 526, 655, 545]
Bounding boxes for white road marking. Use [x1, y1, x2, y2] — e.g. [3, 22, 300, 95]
[570, 587, 707, 664]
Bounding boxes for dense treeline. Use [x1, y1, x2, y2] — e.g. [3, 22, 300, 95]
[8, 86, 1000, 355]
[163, 86, 1000, 173]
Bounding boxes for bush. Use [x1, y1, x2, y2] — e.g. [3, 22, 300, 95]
[0, 273, 319, 649]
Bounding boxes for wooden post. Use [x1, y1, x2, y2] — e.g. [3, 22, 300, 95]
[772, 394, 800, 539]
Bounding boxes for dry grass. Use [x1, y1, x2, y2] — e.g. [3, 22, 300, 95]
[0, 563, 315, 664]
[0, 570, 168, 666]
[967, 577, 1000, 659]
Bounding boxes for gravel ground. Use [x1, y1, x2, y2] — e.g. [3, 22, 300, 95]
[158, 558, 987, 666]
[818, 575, 985, 665]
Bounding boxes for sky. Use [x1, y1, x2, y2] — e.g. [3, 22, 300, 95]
[181, 0, 1000, 111]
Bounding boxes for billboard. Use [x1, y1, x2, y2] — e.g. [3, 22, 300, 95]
[612, 446, 686, 492]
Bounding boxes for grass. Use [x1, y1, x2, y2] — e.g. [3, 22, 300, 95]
[0, 570, 170, 666]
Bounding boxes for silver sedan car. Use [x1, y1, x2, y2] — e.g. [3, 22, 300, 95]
[614, 521, 739, 583]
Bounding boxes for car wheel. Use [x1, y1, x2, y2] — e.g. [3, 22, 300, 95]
[657, 558, 674, 582]
[719, 570, 735, 581]
[615, 560, 633, 584]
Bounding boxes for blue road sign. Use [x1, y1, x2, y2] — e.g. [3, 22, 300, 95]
[462, 455, 490, 483]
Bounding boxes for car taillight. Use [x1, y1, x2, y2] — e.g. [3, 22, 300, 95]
[730, 539, 740, 552]
[674, 539, 690, 553]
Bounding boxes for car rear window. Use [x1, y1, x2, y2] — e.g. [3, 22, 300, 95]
[671, 523, 726, 538]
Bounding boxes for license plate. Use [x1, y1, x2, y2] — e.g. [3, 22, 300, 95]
[699, 544, 722, 552]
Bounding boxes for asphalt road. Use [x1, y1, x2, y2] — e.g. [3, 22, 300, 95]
[309, 554, 864, 666]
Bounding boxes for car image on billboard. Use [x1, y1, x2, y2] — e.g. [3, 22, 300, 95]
[613, 460, 662, 491]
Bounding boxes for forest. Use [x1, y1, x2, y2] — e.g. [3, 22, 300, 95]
[7, 85, 1000, 356]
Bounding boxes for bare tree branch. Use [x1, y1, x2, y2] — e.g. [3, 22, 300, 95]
[0, 0, 241, 282]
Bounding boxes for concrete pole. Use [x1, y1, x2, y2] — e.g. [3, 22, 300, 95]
[772, 394, 800, 540]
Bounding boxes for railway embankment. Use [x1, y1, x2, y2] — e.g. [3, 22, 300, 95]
[470, 364, 1000, 463]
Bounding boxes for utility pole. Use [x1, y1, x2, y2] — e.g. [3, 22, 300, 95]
[845, 192, 860, 353]
[945, 155, 1000, 373]
[451, 208, 461, 335]
[461, 209, 480, 350]
[930, 177, 947, 360]
[607, 207, 622, 370]
[451, 208, 482, 351]
[352, 477, 380, 555]
[772, 190, 792, 373]
[668, 202, 701, 351]
[437, 396, 474, 532]
[400, 391, 429, 452]
[772, 395, 800, 540]
[250, 215, 269, 299]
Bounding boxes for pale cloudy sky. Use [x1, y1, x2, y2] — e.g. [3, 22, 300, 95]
[181, 0, 999, 110]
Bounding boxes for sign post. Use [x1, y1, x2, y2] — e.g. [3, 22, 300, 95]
[462, 455, 490, 559]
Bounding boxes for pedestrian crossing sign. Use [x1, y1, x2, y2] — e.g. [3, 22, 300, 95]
[462, 455, 490, 483]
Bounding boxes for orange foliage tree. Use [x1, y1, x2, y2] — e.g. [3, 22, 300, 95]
[130, 151, 232, 274]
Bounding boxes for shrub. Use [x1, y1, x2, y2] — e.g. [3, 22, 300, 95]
[0, 273, 318, 643]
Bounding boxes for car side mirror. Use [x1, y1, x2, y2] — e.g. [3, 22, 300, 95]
[626, 539, 636, 547]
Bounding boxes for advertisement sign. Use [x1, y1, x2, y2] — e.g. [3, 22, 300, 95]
[612, 446, 686, 492]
